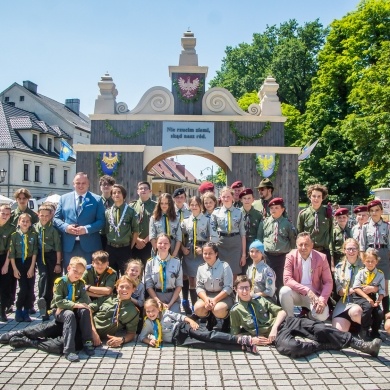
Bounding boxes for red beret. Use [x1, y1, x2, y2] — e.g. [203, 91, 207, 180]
[334, 207, 349, 217]
[367, 199, 382, 210]
[268, 197, 285, 207]
[231, 181, 243, 189]
[353, 205, 368, 214]
[199, 181, 214, 193]
[239, 188, 253, 199]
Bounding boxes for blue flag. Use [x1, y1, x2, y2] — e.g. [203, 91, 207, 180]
[59, 140, 75, 161]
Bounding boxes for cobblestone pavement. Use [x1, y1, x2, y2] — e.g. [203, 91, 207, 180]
[0, 312, 390, 390]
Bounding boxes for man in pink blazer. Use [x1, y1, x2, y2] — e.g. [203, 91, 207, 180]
[279, 232, 333, 321]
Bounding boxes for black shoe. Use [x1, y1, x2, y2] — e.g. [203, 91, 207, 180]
[83, 341, 95, 356]
[0, 313, 7, 323]
[5, 306, 13, 314]
[182, 300, 192, 315]
[41, 315, 50, 322]
[0, 330, 25, 344]
[9, 336, 38, 349]
[369, 331, 382, 340]
[350, 336, 382, 357]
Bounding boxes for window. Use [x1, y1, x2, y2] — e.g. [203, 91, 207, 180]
[20, 96, 25, 102]
[23, 164, 29, 181]
[34, 166, 40, 182]
[64, 170, 68, 185]
[48, 138, 52, 152]
[50, 167, 55, 184]
[32, 134, 38, 149]
[4, 97, 9, 103]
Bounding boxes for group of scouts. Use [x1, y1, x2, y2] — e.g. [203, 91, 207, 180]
[0, 173, 389, 363]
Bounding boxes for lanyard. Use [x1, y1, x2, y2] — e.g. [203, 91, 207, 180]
[21, 233, 28, 263]
[109, 204, 129, 236]
[248, 302, 259, 337]
[111, 301, 121, 326]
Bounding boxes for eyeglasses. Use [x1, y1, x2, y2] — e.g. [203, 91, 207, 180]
[237, 286, 250, 291]
[345, 248, 358, 252]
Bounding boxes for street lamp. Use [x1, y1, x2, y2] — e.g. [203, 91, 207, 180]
[200, 166, 213, 183]
[0, 169, 7, 183]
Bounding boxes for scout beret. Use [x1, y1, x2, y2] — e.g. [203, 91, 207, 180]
[239, 188, 253, 199]
[334, 207, 349, 216]
[198, 181, 214, 193]
[367, 199, 382, 210]
[172, 188, 186, 198]
[249, 240, 265, 253]
[268, 197, 284, 207]
[256, 178, 274, 189]
[353, 205, 368, 214]
[231, 181, 243, 189]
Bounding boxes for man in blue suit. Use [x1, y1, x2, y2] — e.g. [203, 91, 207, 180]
[54, 172, 105, 269]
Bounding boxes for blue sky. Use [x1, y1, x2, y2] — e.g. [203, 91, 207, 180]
[0, 0, 359, 178]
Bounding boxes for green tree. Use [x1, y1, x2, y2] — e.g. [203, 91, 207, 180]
[204, 167, 226, 187]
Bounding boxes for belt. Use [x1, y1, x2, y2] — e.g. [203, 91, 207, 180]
[368, 244, 387, 249]
[108, 242, 130, 248]
[155, 288, 174, 293]
[219, 232, 240, 237]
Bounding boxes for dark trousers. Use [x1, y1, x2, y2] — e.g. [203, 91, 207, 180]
[173, 322, 242, 351]
[353, 294, 382, 332]
[274, 316, 351, 358]
[265, 252, 287, 303]
[37, 251, 62, 309]
[0, 253, 11, 314]
[132, 242, 153, 268]
[15, 257, 35, 310]
[54, 308, 92, 354]
[7, 260, 17, 309]
[106, 244, 132, 276]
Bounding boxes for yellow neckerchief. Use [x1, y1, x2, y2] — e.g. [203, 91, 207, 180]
[144, 312, 163, 348]
[164, 215, 170, 236]
[251, 265, 257, 292]
[365, 268, 377, 285]
[227, 209, 232, 233]
[158, 255, 169, 292]
[342, 261, 357, 303]
[41, 226, 46, 265]
[193, 216, 197, 255]
[17, 227, 29, 262]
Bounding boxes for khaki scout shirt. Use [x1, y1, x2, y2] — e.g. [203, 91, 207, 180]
[210, 206, 246, 236]
[181, 213, 217, 247]
[0, 221, 14, 253]
[83, 265, 117, 312]
[149, 216, 182, 248]
[9, 229, 38, 259]
[93, 296, 139, 337]
[196, 258, 233, 296]
[332, 224, 352, 257]
[51, 275, 90, 310]
[360, 218, 390, 250]
[130, 198, 156, 239]
[257, 216, 296, 254]
[246, 261, 276, 298]
[240, 206, 263, 242]
[11, 207, 39, 226]
[33, 221, 62, 252]
[230, 296, 282, 337]
[105, 203, 139, 245]
[334, 259, 363, 294]
[353, 267, 386, 296]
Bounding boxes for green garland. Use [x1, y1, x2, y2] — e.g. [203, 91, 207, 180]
[105, 120, 150, 140]
[172, 77, 204, 103]
[96, 152, 121, 178]
[229, 121, 271, 145]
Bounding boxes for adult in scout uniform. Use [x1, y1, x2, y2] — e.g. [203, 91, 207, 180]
[198, 181, 215, 196]
[173, 188, 192, 314]
[99, 175, 116, 249]
[131, 181, 156, 266]
[181, 196, 217, 313]
[0, 204, 14, 322]
[231, 181, 244, 208]
[105, 184, 139, 276]
[297, 184, 334, 269]
[331, 207, 353, 285]
[257, 197, 296, 299]
[144, 233, 183, 313]
[352, 205, 369, 243]
[82, 250, 117, 313]
[210, 186, 246, 280]
[332, 238, 363, 332]
[253, 179, 274, 218]
[149, 193, 182, 258]
[239, 188, 263, 273]
[360, 199, 390, 316]
[230, 275, 382, 358]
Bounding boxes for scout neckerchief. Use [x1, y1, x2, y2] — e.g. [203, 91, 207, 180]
[374, 221, 380, 247]
[149, 314, 163, 348]
[163, 214, 170, 236]
[262, 200, 268, 218]
[66, 278, 77, 301]
[248, 301, 259, 336]
[365, 268, 377, 285]
[112, 300, 122, 327]
[39, 225, 46, 265]
[251, 266, 257, 292]
[226, 209, 232, 233]
[158, 257, 167, 292]
[179, 209, 185, 243]
[273, 219, 279, 243]
[109, 204, 128, 237]
[244, 212, 250, 234]
[314, 210, 319, 233]
[19, 229, 28, 263]
[193, 216, 197, 255]
[138, 202, 144, 223]
[342, 262, 357, 303]
[94, 267, 108, 286]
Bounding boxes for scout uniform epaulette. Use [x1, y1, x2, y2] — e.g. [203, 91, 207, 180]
[106, 268, 114, 274]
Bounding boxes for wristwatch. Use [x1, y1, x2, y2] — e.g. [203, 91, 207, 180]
[122, 336, 126, 345]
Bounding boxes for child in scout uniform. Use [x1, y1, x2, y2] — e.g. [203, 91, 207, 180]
[99, 175, 116, 249]
[144, 233, 183, 313]
[83, 250, 117, 313]
[352, 205, 369, 243]
[51, 256, 94, 362]
[246, 240, 276, 303]
[0, 204, 14, 322]
[231, 181, 244, 208]
[149, 193, 182, 258]
[105, 184, 139, 276]
[8, 213, 38, 322]
[353, 248, 385, 340]
[332, 208, 352, 266]
[181, 196, 217, 314]
[201, 191, 218, 218]
[210, 186, 246, 280]
[131, 181, 156, 266]
[297, 184, 333, 269]
[257, 197, 296, 300]
[34, 205, 62, 321]
[239, 188, 263, 273]
[360, 199, 390, 316]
